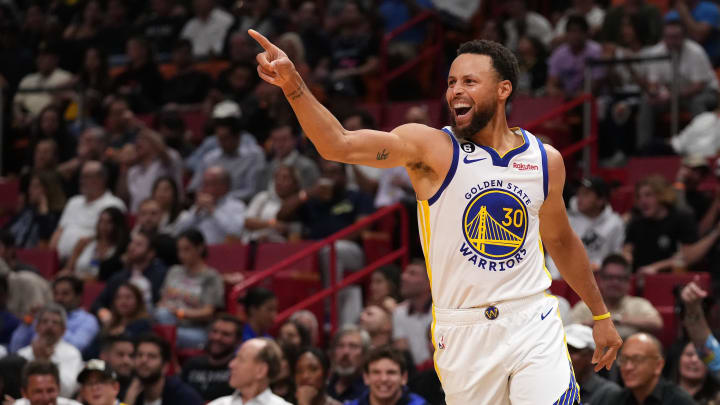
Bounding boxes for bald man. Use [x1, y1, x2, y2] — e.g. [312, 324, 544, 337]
[174, 165, 247, 244]
[595, 333, 695, 405]
[207, 338, 291, 405]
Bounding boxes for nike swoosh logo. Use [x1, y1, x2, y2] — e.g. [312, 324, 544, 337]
[540, 308, 553, 320]
[463, 156, 486, 164]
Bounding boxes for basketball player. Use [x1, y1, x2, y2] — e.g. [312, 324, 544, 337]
[248, 29, 622, 404]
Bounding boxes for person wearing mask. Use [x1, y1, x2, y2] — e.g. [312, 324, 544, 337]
[207, 338, 291, 405]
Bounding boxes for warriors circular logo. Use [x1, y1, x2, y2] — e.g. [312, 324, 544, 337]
[462, 189, 528, 260]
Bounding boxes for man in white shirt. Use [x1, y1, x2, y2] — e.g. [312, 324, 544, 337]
[17, 304, 84, 398]
[50, 161, 126, 260]
[392, 259, 433, 367]
[13, 360, 82, 405]
[175, 166, 247, 244]
[180, 0, 234, 57]
[637, 20, 720, 148]
[13, 42, 73, 122]
[208, 338, 291, 405]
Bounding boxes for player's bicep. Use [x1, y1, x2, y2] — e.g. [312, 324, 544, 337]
[538, 146, 573, 243]
[337, 123, 439, 169]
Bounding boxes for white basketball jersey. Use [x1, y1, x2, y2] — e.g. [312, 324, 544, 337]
[417, 126, 552, 309]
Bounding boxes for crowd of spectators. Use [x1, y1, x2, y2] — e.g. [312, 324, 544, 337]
[0, 0, 720, 404]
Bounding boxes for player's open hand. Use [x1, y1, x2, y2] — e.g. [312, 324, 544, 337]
[591, 318, 623, 371]
[248, 29, 296, 88]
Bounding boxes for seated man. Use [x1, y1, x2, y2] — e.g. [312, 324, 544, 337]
[207, 338, 290, 405]
[50, 161, 126, 260]
[174, 166, 247, 244]
[570, 254, 663, 339]
[14, 360, 81, 405]
[327, 325, 370, 402]
[17, 304, 84, 397]
[11, 276, 99, 353]
[182, 315, 243, 401]
[98, 334, 135, 399]
[345, 346, 428, 405]
[596, 333, 695, 405]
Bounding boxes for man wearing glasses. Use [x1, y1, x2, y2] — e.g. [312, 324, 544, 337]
[570, 254, 663, 339]
[595, 333, 695, 405]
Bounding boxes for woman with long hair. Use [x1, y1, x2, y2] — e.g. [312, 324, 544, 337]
[151, 176, 182, 232]
[61, 206, 128, 281]
[155, 229, 225, 348]
[6, 171, 65, 248]
[672, 340, 720, 404]
[367, 265, 401, 313]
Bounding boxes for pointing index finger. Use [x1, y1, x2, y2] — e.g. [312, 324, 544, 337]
[248, 29, 275, 52]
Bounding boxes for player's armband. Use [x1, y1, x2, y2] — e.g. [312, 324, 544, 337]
[699, 334, 720, 372]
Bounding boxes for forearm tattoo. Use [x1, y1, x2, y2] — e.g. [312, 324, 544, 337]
[286, 82, 306, 101]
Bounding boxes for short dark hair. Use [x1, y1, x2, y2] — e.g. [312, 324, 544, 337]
[53, 275, 84, 296]
[243, 287, 276, 314]
[177, 228, 207, 258]
[456, 39, 519, 102]
[255, 338, 283, 381]
[212, 314, 244, 341]
[601, 254, 630, 273]
[22, 360, 60, 389]
[565, 14, 589, 33]
[362, 346, 407, 374]
[135, 333, 171, 364]
[100, 333, 135, 353]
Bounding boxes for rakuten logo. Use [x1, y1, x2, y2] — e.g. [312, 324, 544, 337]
[512, 162, 539, 171]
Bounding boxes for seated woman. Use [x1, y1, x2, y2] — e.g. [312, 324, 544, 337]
[293, 347, 342, 405]
[154, 229, 225, 349]
[151, 176, 183, 233]
[241, 287, 278, 341]
[85, 282, 152, 359]
[7, 171, 65, 248]
[367, 265, 401, 313]
[277, 319, 312, 352]
[672, 340, 720, 405]
[61, 206, 128, 281]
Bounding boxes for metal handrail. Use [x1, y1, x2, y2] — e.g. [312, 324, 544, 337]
[229, 203, 409, 333]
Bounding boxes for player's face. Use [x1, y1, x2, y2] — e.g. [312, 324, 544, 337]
[446, 53, 500, 140]
[363, 358, 407, 402]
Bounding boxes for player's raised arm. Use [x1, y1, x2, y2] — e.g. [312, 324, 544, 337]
[538, 145, 623, 371]
[248, 29, 445, 170]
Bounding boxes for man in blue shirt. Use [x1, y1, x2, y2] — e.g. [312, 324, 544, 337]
[666, 0, 720, 64]
[10, 276, 99, 353]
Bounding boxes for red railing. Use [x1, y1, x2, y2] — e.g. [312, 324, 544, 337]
[229, 203, 409, 333]
[378, 10, 444, 126]
[524, 93, 599, 174]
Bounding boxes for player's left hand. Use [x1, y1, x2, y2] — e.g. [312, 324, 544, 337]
[591, 318, 623, 371]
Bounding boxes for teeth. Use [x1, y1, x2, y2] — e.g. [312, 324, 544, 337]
[454, 104, 470, 108]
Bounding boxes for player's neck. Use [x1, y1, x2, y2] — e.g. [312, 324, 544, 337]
[470, 115, 519, 155]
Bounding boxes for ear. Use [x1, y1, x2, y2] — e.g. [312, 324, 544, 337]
[497, 80, 512, 102]
[112, 381, 120, 396]
[257, 362, 269, 380]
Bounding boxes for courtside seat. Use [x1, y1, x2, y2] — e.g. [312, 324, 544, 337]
[16, 248, 58, 279]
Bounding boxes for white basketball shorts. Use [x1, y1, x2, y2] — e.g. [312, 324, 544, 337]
[432, 293, 580, 405]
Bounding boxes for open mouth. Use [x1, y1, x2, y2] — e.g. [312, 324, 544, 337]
[454, 105, 472, 119]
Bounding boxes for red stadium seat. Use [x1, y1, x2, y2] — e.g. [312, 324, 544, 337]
[16, 248, 59, 279]
[610, 185, 635, 215]
[656, 306, 680, 348]
[206, 243, 251, 274]
[152, 324, 179, 375]
[0, 178, 19, 217]
[642, 272, 711, 307]
[625, 156, 681, 185]
[83, 280, 106, 311]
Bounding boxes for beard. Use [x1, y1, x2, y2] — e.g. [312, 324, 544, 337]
[449, 100, 497, 141]
[137, 369, 163, 385]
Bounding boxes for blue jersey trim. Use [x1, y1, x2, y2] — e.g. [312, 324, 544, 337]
[535, 133, 549, 200]
[428, 128, 459, 206]
[473, 128, 530, 167]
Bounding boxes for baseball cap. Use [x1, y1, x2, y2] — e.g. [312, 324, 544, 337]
[579, 177, 609, 199]
[565, 324, 595, 351]
[212, 100, 242, 119]
[77, 359, 117, 384]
